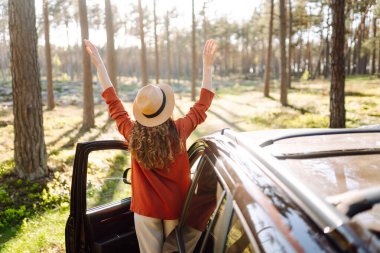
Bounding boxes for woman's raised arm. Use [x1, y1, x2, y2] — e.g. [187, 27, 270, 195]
[84, 39, 113, 91]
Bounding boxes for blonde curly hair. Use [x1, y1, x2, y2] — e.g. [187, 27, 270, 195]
[129, 118, 184, 170]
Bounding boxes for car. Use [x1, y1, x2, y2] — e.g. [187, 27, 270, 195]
[65, 127, 380, 253]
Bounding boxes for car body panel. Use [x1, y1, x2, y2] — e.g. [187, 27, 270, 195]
[66, 128, 380, 253]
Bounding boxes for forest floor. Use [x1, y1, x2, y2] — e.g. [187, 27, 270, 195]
[1, 75, 380, 252]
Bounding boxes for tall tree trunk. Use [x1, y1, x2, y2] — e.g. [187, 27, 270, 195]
[105, 0, 117, 91]
[371, 17, 377, 75]
[264, 0, 274, 97]
[165, 11, 172, 86]
[78, 0, 94, 129]
[352, 41, 358, 74]
[138, 0, 148, 86]
[191, 0, 196, 101]
[378, 24, 380, 74]
[287, 0, 293, 88]
[202, 1, 208, 43]
[43, 0, 54, 110]
[330, 0, 346, 128]
[324, 9, 330, 79]
[356, 19, 365, 74]
[279, 0, 287, 106]
[346, 47, 351, 75]
[9, 0, 47, 179]
[153, 0, 159, 83]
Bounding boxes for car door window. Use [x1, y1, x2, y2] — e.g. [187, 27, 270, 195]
[224, 212, 256, 253]
[183, 154, 228, 252]
[86, 149, 131, 210]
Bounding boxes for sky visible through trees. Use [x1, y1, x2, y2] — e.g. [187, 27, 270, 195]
[34, 0, 262, 48]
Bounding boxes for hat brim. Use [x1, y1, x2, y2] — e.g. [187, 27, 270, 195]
[133, 84, 175, 127]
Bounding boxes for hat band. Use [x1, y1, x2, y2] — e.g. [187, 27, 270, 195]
[142, 88, 166, 119]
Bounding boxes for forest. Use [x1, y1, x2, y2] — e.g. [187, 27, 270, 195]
[1, 0, 380, 251]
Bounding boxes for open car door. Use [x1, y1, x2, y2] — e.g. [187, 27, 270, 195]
[65, 140, 139, 253]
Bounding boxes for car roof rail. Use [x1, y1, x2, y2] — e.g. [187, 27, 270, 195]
[274, 148, 380, 159]
[226, 130, 348, 231]
[259, 128, 380, 148]
[326, 186, 380, 218]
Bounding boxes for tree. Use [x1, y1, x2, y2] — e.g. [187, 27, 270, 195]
[287, 0, 293, 88]
[323, 7, 331, 79]
[78, 0, 95, 129]
[43, 0, 54, 110]
[329, 0, 346, 128]
[371, 16, 376, 75]
[165, 10, 173, 86]
[9, 0, 47, 179]
[137, 0, 148, 86]
[191, 0, 196, 101]
[153, 0, 159, 83]
[105, 0, 117, 91]
[264, 0, 274, 97]
[279, 0, 288, 106]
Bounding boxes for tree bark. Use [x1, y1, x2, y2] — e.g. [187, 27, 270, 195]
[191, 0, 196, 101]
[287, 0, 293, 88]
[138, 0, 148, 86]
[78, 0, 94, 129]
[153, 0, 159, 83]
[371, 17, 376, 75]
[9, 0, 48, 179]
[324, 9, 331, 79]
[202, 1, 208, 43]
[105, 0, 117, 91]
[165, 11, 172, 86]
[279, 0, 288, 106]
[43, 0, 54, 110]
[264, 0, 274, 97]
[330, 0, 346, 128]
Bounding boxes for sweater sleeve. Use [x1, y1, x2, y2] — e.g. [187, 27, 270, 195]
[176, 88, 214, 140]
[101, 87, 134, 139]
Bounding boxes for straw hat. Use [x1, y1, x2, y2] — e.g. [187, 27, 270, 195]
[133, 84, 175, 127]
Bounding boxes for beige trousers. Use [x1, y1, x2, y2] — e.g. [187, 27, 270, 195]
[134, 213, 178, 253]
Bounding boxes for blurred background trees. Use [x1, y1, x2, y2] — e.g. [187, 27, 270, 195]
[1, 0, 379, 176]
[1, 0, 376, 89]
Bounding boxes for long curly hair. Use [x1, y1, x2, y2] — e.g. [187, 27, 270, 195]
[129, 118, 184, 170]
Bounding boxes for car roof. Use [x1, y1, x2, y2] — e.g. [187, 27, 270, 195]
[219, 128, 380, 233]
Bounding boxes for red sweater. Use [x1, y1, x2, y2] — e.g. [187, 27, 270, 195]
[102, 87, 214, 219]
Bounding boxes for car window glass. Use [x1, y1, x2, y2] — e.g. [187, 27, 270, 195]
[204, 190, 227, 252]
[224, 212, 255, 253]
[185, 156, 220, 231]
[86, 149, 131, 210]
[181, 154, 228, 252]
[190, 155, 202, 176]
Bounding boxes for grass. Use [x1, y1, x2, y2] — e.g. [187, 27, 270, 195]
[1, 77, 380, 252]
[0, 207, 69, 253]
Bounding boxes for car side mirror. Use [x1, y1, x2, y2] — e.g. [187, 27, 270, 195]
[123, 168, 131, 184]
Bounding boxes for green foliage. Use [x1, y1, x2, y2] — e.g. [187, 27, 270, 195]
[60, 73, 71, 82]
[216, 82, 257, 96]
[300, 70, 310, 81]
[0, 160, 14, 177]
[0, 173, 69, 232]
[249, 111, 329, 129]
[346, 75, 378, 81]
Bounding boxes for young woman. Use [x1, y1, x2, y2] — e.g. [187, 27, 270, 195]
[84, 39, 217, 253]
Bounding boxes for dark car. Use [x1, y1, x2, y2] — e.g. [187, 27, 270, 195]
[65, 127, 380, 253]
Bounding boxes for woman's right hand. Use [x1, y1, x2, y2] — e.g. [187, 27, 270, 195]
[84, 39, 103, 68]
[84, 39, 113, 90]
[203, 39, 217, 68]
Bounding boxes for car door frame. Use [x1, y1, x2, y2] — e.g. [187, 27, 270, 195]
[65, 140, 130, 253]
[174, 140, 235, 253]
